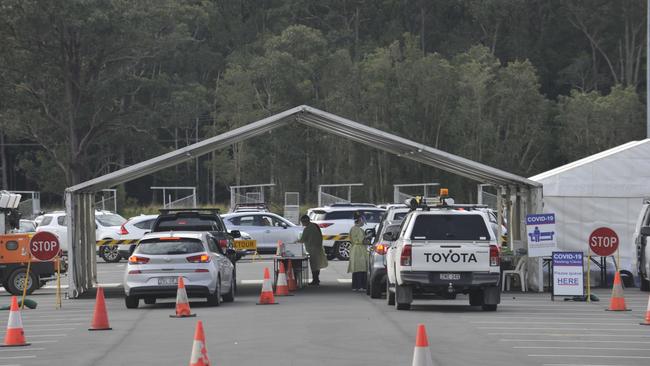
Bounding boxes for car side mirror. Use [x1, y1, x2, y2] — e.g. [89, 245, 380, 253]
[641, 226, 650, 236]
[281, 222, 288, 229]
[382, 232, 395, 241]
[365, 228, 376, 238]
[230, 230, 241, 238]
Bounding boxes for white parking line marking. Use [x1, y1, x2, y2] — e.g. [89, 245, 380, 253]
[474, 321, 635, 325]
[0, 324, 81, 328]
[516, 346, 650, 351]
[479, 327, 646, 331]
[530, 355, 650, 359]
[240, 280, 263, 285]
[0, 348, 44, 353]
[542, 364, 625, 366]
[27, 334, 66, 338]
[18, 318, 87, 323]
[337, 279, 352, 283]
[500, 339, 650, 344]
[0, 356, 36, 360]
[29, 341, 58, 344]
[489, 333, 650, 338]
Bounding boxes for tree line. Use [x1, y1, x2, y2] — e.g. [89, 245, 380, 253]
[0, 0, 645, 208]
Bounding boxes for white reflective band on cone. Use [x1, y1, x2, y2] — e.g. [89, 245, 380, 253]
[6, 310, 23, 329]
[412, 347, 434, 366]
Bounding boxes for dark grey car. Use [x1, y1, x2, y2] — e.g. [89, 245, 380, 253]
[366, 221, 402, 298]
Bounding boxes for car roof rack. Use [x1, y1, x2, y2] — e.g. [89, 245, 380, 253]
[158, 208, 221, 214]
[327, 203, 377, 207]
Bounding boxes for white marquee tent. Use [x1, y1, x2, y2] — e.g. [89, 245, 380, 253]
[530, 139, 650, 284]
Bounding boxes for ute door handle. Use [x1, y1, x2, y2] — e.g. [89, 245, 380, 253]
[265, 230, 271, 234]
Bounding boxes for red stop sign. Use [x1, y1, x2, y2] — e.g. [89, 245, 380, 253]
[588, 227, 619, 256]
[29, 231, 60, 261]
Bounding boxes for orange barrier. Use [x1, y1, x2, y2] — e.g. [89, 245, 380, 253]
[1, 296, 29, 347]
[189, 320, 211, 366]
[641, 294, 650, 326]
[89, 287, 112, 331]
[257, 268, 278, 305]
[287, 260, 298, 291]
[606, 271, 630, 311]
[275, 261, 292, 296]
[171, 277, 196, 318]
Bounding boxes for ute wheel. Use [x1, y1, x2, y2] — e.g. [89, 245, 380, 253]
[144, 297, 156, 305]
[99, 245, 121, 263]
[222, 276, 235, 303]
[125, 296, 139, 309]
[395, 285, 411, 310]
[482, 304, 497, 311]
[207, 278, 221, 306]
[7, 268, 38, 296]
[335, 241, 351, 261]
[386, 280, 395, 306]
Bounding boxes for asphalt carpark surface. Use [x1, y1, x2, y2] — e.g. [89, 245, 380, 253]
[0, 258, 648, 366]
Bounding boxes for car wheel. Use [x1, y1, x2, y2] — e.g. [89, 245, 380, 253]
[207, 278, 221, 306]
[335, 241, 351, 261]
[395, 284, 411, 310]
[641, 276, 650, 291]
[7, 268, 38, 296]
[386, 280, 395, 306]
[222, 276, 235, 303]
[99, 245, 121, 263]
[125, 295, 139, 309]
[482, 304, 497, 311]
[370, 275, 383, 299]
[144, 297, 156, 305]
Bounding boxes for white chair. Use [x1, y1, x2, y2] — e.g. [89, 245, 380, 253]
[502, 256, 528, 292]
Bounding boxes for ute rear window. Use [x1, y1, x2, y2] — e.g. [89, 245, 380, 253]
[136, 239, 204, 255]
[154, 217, 223, 232]
[410, 215, 490, 241]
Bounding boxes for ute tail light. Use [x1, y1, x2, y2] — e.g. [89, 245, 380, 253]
[400, 244, 412, 266]
[218, 239, 228, 249]
[195, 269, 209, 273]
[128, 256, 149, 264]
[119, 223, 129, 235]
[489, 245, 500, 266]
[318, 223, 333, 228]
[374, 243, 388, 255]
[187, 253, 211, 263]
[128, 270, 142, 275]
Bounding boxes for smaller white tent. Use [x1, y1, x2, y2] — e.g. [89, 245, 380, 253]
[530, 139, 650, 283]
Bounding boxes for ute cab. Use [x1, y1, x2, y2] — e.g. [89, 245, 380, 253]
[385, 191, 501, 311]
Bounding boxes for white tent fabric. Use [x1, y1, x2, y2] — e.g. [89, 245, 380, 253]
[529, 139, 650, 283]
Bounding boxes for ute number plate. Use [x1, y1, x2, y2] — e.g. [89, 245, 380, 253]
[440, 273, 461, 281]
[158, 277, 178, 286]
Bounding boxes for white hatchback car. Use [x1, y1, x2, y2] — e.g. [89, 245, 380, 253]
[123, 231, 235, 308]
[221, 212, 302, 253]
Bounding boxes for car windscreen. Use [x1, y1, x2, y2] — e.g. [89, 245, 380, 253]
[136, 239, 204, 255]
[154, 216, 223, 231]
[97, 213, 126, 227]
[410, 215, 490, 241]
[392, 212, 408, 221]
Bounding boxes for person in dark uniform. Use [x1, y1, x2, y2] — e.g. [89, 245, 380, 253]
[297, 215, 328, 286]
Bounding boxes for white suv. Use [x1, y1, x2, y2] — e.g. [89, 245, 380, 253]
[37, 210, 126, 262]
[308, 204, 385, 260]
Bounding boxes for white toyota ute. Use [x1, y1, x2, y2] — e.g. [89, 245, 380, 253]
[385, 200, 501, 311]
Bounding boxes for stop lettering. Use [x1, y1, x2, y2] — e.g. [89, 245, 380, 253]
[588, 227, 619, 257]
[29, 231, 60, 261]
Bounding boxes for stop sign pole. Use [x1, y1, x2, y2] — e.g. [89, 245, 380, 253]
[27, 232, 62, 309]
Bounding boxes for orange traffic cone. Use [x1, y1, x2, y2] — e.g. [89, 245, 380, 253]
[640, 294, 650, 326]
[257, 267, 278, 305]
[275, 261, 292, 296]
[412, 324, 434, 366]
[171, 277, 196, 318]
[89, 287, 112, 331]
[188, 320, 211, 366]
[287, 260, 298, 292]
[1, 296, 29, 347]
[606, 271, 631, 311]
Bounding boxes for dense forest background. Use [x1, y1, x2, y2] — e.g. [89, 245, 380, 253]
[0, 0, 646, 209]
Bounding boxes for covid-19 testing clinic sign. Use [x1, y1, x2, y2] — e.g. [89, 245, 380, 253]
[525, 213, 558, 257]
[552, 251, 584, 297]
